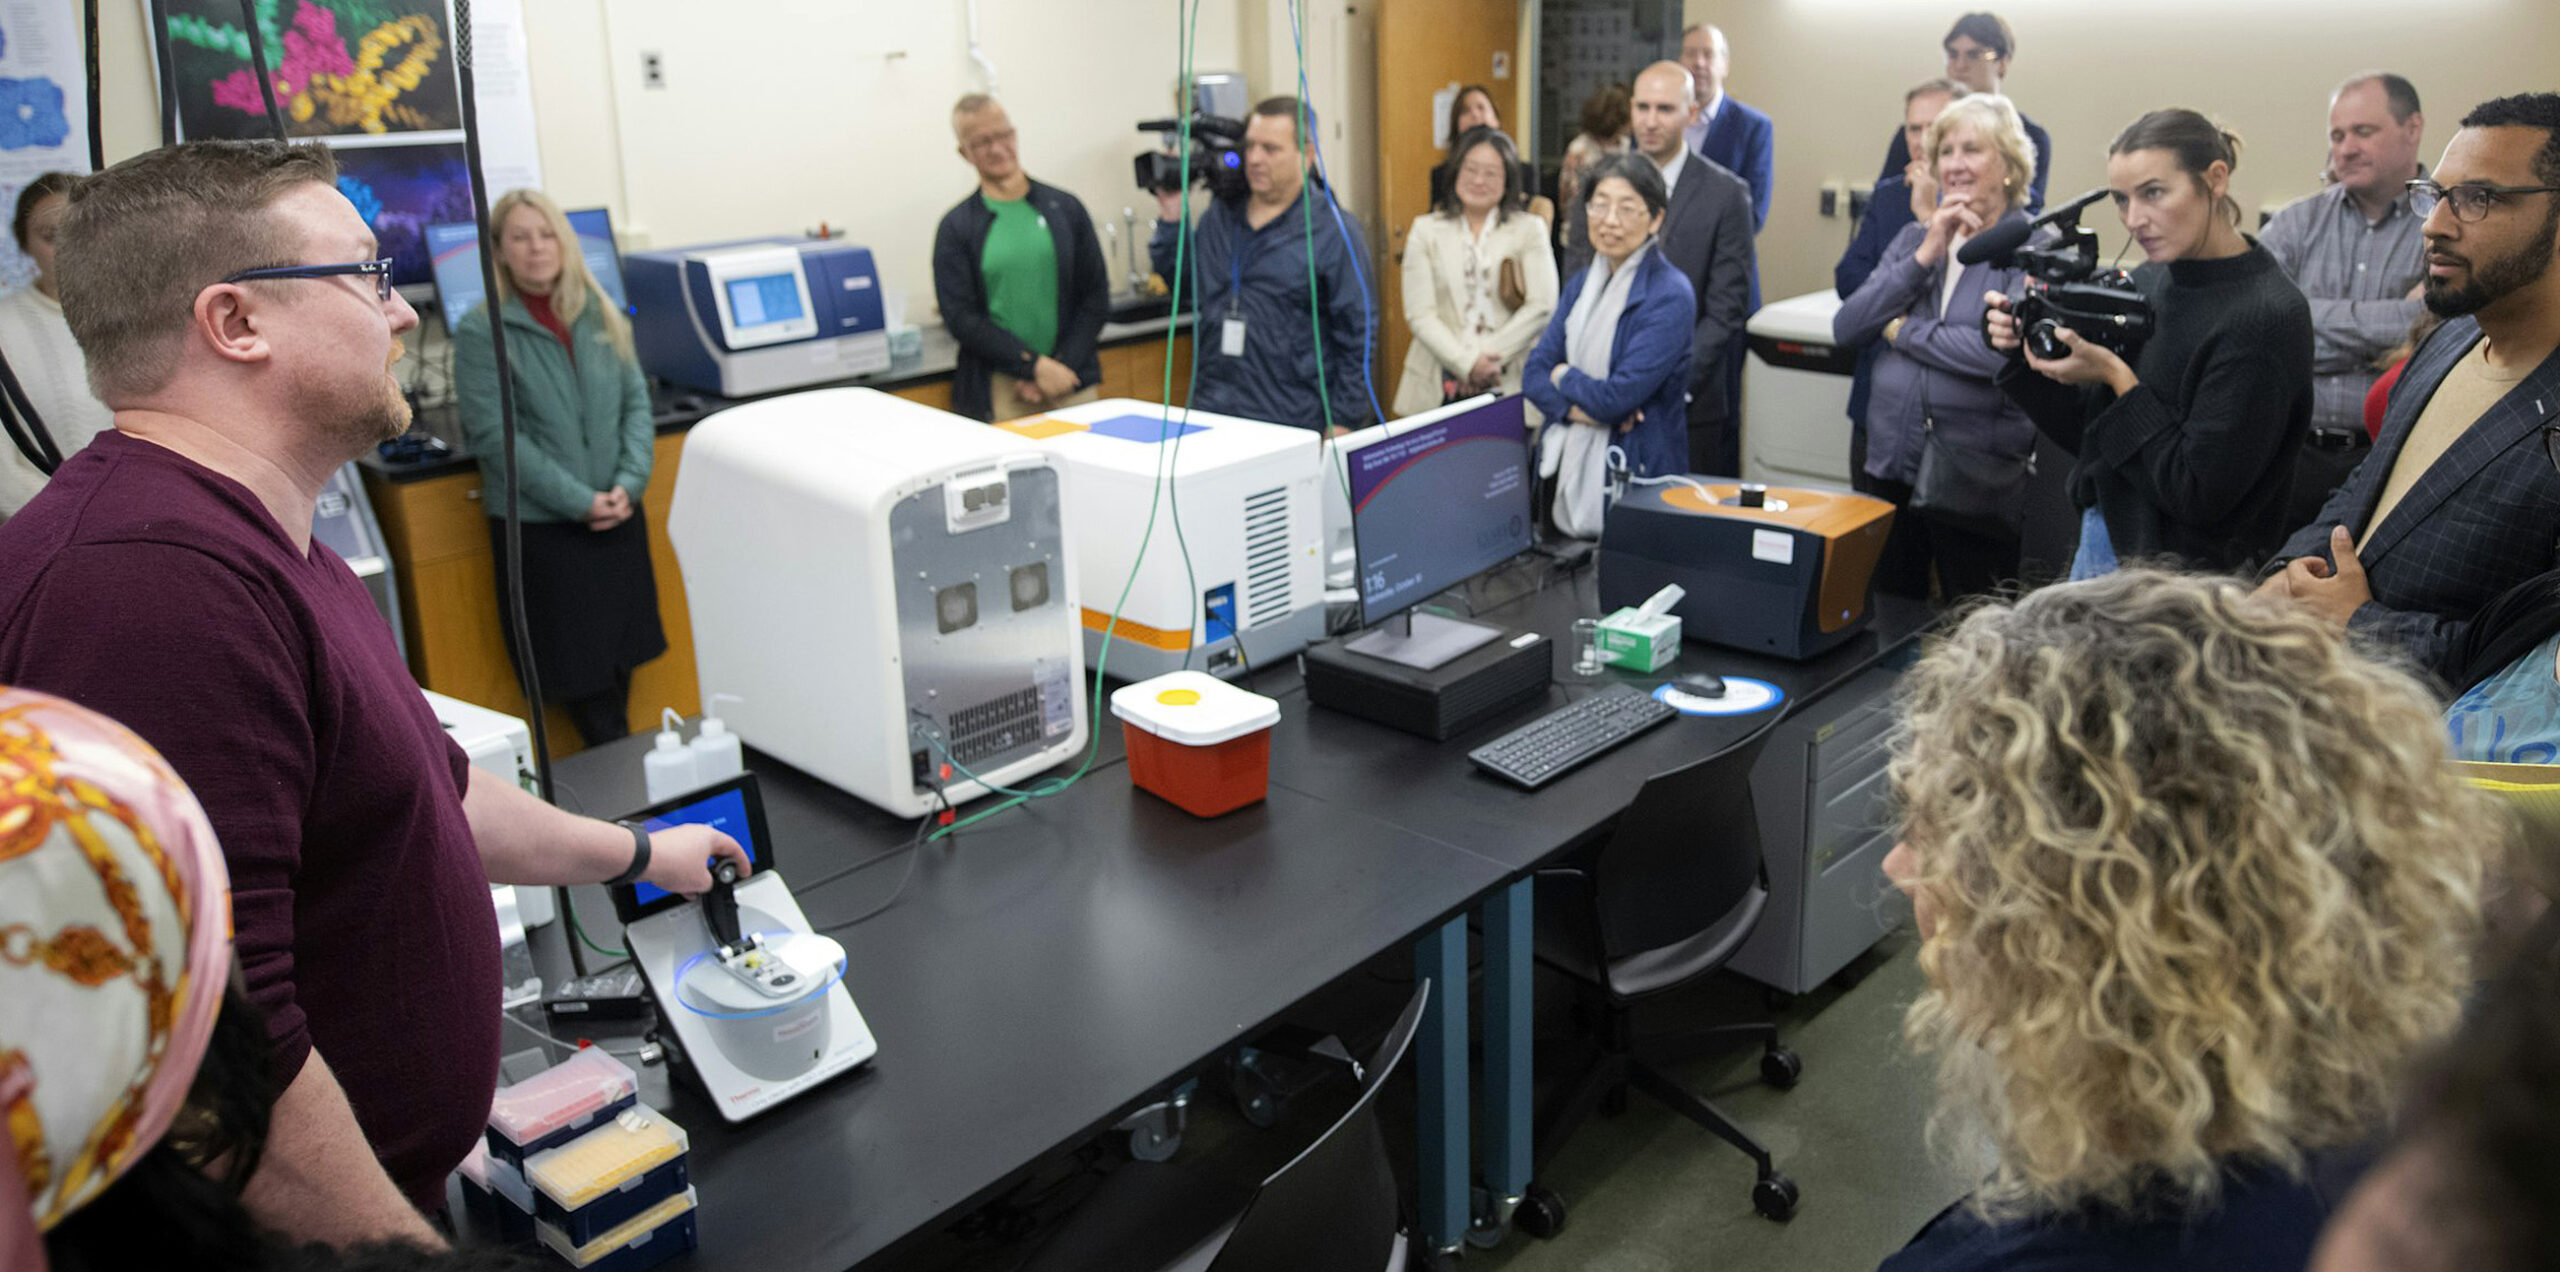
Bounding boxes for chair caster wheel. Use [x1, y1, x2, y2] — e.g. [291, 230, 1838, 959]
[1753, 1172, 1800, 1221]
[1513, 1182, 1566, 1239]
[1760, 1045, 1803, 1090]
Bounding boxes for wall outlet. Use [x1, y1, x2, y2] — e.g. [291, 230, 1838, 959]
[1819, 180, 1845, 218]
[1847, 183, 1874, 222]
[642, 51, 665, 90]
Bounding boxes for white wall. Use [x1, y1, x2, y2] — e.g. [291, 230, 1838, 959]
[1698, 0, 2559, 303]
[541, 0, 1246, 324]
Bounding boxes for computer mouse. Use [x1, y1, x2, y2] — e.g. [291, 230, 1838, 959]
[1674, 673, 1727, 699]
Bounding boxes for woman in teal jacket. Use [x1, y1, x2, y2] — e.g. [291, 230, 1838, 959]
[455, 189, 665, 744]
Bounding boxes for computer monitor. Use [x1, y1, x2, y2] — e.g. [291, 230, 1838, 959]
[427, 207, 631, 334]
[608, 773, 774, 925]
[1336, 394, 1533, 668]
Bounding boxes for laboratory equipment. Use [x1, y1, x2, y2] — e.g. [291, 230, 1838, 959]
[1740, 291, 1857, 488]
[626, 236, 889, 397]
[669, 388, 1087, 818]
[995, 399, 1326, 681]
[614, 775, 878, 1122]
[1599, 481, 1894, 660]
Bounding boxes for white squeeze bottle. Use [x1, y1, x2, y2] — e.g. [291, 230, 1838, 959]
[643, 707, 699, 802]
[690, 694, 744, 784]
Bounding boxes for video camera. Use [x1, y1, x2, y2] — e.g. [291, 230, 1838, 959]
[1960, 188, 2156, 362]
[1134, 114, 1247, 203]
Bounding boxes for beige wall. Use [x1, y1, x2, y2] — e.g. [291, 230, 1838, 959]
[91, 0, 1253, 327]
[1696, 0, 2559, 305]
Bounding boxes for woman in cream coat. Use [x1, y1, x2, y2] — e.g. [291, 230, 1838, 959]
[1395, 127, 1558, 419]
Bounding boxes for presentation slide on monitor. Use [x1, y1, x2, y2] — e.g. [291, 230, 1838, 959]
[1347, 398, 1530, 619]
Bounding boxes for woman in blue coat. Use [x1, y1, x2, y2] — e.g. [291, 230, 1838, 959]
[1524, 153, 1694, 537]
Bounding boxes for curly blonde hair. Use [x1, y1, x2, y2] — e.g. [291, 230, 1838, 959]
[1891, 570, 2501, 1220]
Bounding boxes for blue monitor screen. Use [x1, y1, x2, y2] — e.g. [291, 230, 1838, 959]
[724, 273, 805, 329]
[628, 784, 764, 910]
[426, 207, 629, 334]
[1347, 395, 1533, 626]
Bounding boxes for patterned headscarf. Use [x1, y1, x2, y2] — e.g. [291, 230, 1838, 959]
[0, 688, 231, 1269]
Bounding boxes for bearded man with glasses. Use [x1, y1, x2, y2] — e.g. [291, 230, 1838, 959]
[0, 140, 748, 1250]
[2259, 93, 2560, 683]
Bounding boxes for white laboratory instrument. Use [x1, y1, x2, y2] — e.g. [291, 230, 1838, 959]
[995, 399, 1326, 680]
[668, 388, 1087, 818]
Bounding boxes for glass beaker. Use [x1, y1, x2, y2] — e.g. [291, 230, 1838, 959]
[1569, 618, 1606, 678]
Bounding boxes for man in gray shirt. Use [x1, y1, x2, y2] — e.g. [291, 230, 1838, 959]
[2261, 72, 2431, 528]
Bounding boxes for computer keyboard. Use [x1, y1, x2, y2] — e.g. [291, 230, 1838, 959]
[1468, 683, 1679, 790]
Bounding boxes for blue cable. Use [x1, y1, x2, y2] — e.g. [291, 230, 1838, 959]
[1284, 0, 1387, 427]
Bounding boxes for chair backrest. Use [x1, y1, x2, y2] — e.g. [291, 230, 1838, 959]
[1207, 982, 1429, 1272]
[1590, 732, 1771, 959]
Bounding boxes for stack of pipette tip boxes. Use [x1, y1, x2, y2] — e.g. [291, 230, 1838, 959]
[459, 1047, 698, 1271]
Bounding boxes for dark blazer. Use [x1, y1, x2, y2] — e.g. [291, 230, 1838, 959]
[1877, 1163, 2338, 1272]
[1693, 96, 1774, 238]
[931, 178, 1110, 422]
[1522, 245, 1696, 480]
[2268, 317, 2560, 673]
[1653, 151, 1756, 426]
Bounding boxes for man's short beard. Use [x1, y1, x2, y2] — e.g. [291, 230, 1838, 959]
[319, 380, 412, 458]
[2425, 203, 2560, 318]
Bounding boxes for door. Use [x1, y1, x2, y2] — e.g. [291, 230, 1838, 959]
[1376, 0, 1523, 415]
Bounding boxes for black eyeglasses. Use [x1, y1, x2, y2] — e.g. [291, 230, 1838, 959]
[2408, 179, 2560, 224]
[221, 258, 397, 302]
[1943, 46, 2003, 63]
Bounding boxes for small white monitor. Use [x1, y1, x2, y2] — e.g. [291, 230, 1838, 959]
[702, 245, 820, 349]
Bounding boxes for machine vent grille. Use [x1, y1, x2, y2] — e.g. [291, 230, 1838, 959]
[1241, 487, 1294, 629]
[947, 687, 1043, 764]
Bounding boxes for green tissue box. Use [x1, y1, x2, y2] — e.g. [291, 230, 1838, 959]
[1597, 607, 1681, 672]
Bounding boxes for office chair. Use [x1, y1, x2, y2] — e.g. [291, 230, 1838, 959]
[1520, 733, 1802, 1236]
[1015, 982, 1428, 1272]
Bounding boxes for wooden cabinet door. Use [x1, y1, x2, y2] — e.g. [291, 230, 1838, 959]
[1377, 0, 1523, 409]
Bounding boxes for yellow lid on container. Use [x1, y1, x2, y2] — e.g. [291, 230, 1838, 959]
[537, 1186, 698, 1268]
[525, 1105, 689, 1211]
[1109, 671, 1281, 747]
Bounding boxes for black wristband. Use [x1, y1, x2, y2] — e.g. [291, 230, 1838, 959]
[605, 820, 652, 887]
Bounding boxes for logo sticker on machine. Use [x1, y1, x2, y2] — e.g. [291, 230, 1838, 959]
[1036, 656, 1074, 738]
[1751, 529, 1795, 565]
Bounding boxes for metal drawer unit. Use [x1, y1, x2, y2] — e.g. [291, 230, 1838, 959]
[1730, 664, 1911, 994]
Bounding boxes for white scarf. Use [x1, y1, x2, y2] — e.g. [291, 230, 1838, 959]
[1540, 241, 1653, 537]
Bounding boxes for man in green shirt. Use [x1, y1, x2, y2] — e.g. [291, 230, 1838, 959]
[932, 94, 1112, 422]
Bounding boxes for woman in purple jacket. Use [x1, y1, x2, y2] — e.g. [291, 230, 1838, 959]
[1834, 93, 2037, 602]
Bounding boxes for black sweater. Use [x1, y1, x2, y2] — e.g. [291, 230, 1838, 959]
[930, 179, 1111, 422]
[1999, 242, 2313, 573]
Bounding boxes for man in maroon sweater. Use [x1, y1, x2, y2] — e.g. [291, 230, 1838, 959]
[0, 142, 746, 1247]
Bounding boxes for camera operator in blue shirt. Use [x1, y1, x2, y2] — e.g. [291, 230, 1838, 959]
[1151, 96, 1377, 432]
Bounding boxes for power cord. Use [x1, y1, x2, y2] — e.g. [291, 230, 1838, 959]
[817, 783, 949, 932]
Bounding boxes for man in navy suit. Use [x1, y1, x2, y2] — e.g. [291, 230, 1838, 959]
[1630, 60, 1754, 477]
[2261, 94, 2560, 674]
[1679, 23, 1769, 439]
[1680, 24, 1773, 235]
